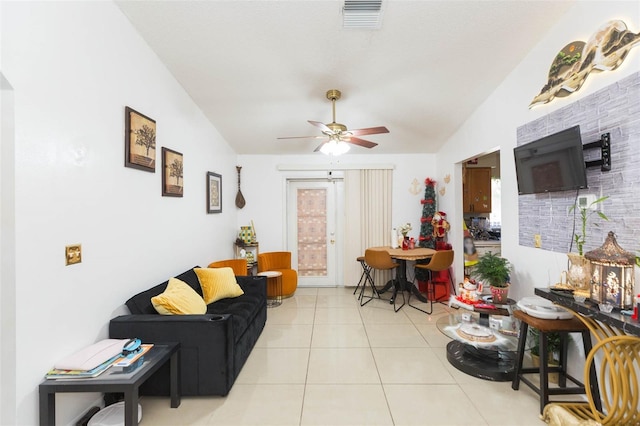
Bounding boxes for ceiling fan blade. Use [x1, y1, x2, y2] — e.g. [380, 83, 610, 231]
[313, 142, 327, 152]
[347, 137, 378, 149]
[277, 135, 327, 140]
[308, 120, 334, 133]
[348, 126, 390, 136]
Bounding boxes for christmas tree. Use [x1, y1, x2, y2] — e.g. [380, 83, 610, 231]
[418, 178, 437, 249]
[415, 178, 436, 284]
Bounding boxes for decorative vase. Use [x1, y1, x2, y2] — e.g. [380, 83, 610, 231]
[490, 284, 509, 304]
[240, 226, 253, 244]
[531, 354, 560, 384]
[567, 253, 590, 292]
[402, 236, 409, 250]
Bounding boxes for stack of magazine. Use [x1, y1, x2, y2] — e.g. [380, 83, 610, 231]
[45, 344, 153, 379]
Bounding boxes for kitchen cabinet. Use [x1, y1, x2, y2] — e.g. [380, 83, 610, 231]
[463, 167, 492, 213]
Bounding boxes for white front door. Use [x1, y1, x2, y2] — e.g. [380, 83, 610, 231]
[286, 179, 344, 287]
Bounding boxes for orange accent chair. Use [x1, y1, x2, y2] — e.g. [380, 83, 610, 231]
[258, 252, 298, 298]
[207, 259, 248, 276]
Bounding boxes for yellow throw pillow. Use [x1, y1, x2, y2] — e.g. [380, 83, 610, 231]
[151, 278, 207, 315]
[195, 267, 244, 304]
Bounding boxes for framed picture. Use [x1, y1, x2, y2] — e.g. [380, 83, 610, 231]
[162, 148, 183, 197]
[125, 106, 156, 172]
[207, 172, 222, 213]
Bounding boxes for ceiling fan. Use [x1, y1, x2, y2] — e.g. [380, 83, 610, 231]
[278, 89, 389, 155]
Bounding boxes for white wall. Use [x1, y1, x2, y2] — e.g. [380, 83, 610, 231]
[1, 72, 17, 426]
[2, 2, 238, 424]
[436, 1, 640, 302]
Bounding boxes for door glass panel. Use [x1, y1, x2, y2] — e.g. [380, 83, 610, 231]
[296, 188, 327, 277]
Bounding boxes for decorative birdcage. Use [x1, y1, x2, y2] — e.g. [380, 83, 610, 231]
[585, 231, 635, 309]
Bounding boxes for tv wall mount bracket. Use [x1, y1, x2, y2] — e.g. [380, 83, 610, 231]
[583, 132, 611, 171]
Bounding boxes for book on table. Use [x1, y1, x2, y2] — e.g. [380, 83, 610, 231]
[45, 344, 153, 379]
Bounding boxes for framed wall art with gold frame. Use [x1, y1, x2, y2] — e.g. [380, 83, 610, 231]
[124, 106, 156, 172]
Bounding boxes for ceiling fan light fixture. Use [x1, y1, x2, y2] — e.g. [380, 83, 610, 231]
[320, 139, 351, 156]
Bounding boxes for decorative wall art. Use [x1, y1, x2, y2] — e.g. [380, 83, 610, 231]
[207, 172, 222, 213]
[530, 20, 640, 108]
[162, 148, 183, 197]
[409, 178, 421, 195]
[124, 107, 156, 172]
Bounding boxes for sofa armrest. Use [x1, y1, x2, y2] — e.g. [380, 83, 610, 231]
[109, 313, 232, 348]
[111, 313, 227, 324]
[109, 314, 234, 395]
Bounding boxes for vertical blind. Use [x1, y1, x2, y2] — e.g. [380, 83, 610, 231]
[343, 169, 393, 286]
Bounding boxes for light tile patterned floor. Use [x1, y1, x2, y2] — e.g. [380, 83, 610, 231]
[139, 287, 544, 425]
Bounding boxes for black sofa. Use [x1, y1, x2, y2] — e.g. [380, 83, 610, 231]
[109, 267, 267, 396]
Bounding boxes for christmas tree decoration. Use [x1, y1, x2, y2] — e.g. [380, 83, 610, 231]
[418, 178, 437, 249]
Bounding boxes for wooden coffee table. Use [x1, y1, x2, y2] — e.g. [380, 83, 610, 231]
[39, 343, 180, 426]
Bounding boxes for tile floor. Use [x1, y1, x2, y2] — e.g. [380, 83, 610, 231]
[139, 287, 545, 425]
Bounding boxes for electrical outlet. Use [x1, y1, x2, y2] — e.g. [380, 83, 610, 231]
[577, 194, 598, 210]
[65, 244, 82, 265]
[534, 234, 542, 248]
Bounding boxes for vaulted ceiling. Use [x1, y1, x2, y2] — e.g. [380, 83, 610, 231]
[117, 1, 573, 155]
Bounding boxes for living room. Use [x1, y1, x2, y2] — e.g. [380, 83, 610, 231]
[2, 1, 639, 425]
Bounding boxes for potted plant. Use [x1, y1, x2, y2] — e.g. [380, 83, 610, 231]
[528, 328, 569, 384]
[472, 251, 511, 303]
[567, 196, 609, 292]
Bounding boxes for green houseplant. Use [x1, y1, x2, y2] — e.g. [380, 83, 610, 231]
[528, 328, 570, 384]
[567, 196, 609, 292]
[569, 196, 609, 256]
[472, 251, 511, 303]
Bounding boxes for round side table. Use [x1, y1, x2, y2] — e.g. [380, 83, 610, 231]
[258, 271, 282, 307]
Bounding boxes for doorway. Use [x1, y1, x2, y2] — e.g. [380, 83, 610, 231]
[462, 151, 502, 268]
[286, 179, 345, 287]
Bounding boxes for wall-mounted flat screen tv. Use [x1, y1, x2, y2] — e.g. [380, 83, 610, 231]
[514, 125, 588, 195]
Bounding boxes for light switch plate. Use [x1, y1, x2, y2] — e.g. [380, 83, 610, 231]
[65, 244, 82, 265]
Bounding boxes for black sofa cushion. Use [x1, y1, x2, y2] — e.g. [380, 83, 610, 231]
[206, 278, 265, 343]
[126, 267, 202, 315]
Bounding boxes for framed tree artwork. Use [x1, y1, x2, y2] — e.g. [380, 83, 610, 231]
[124, 106, 156, 172]
[162, 148, 183, 197]
[207, 172, 222, 213]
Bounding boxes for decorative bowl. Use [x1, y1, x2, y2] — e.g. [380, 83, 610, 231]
[598, 303, 614, 313]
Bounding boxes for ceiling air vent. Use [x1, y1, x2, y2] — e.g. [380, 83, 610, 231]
[343, 0, 383, 29]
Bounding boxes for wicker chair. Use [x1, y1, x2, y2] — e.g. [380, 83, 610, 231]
[542, 334, 640, 425]
[257, 252, 298, 298]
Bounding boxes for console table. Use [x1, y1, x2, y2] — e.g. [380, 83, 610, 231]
[535, 288, 640, 337]
[39, 343, 180, 426]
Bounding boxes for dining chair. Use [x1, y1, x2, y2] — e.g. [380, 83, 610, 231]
[363, 249, 402, 311]
[353, 256, 371, 298]
[410, 250, 454, 314]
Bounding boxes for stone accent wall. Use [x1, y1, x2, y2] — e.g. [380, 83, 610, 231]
[517, 71, 640, 255]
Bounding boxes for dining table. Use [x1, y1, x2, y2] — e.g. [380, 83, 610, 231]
[373, 246, 436, 305]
